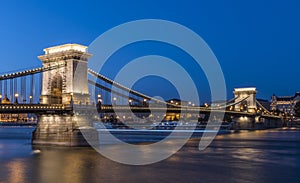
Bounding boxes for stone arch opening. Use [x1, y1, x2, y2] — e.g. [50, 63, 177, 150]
[51, 74, 63, 104]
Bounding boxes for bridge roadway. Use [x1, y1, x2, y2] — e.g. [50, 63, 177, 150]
[0, 66, 280, 120]
[0, 104, 73, 114]
[0, 104, 280, 119]
[97, 105, 281, 119]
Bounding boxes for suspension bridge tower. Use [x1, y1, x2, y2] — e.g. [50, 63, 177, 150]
[32, 43, 98, 146]
[234, 87, 257, 113]
[39, 43, 91, 105]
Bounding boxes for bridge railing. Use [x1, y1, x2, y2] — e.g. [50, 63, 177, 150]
[0, 104, 73, 114]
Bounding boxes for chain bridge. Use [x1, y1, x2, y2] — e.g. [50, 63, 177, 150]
[0, 44, 282, 146]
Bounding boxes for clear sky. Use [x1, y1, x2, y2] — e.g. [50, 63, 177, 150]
[0, 0, 299, 102]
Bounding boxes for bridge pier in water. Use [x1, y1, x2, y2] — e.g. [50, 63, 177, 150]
[32, 114, 98, 146]
[232, 116, 283, 130]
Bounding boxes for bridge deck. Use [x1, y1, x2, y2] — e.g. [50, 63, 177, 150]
[0, 104, 72, 114]
[0, 104, 280, 119]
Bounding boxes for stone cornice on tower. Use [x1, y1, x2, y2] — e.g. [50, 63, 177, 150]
[38, 43, 92, 63]
[234, 87, 257, 95]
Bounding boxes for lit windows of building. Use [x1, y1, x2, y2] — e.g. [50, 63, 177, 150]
[270, 92, 300, 114]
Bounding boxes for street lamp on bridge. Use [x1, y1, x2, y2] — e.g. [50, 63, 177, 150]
[204, 103, 209, 108]
[14, 93, 19, 104]
[113, 97, 117, 105]
[97, 94, 101, 103]
[29, 95, 33, 104]
[143, 98, 148, 106]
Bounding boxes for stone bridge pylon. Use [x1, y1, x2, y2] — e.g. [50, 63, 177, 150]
[234, 87, 257, 113]
[32, 43, 98, 146]
[39, 44, 91, 105]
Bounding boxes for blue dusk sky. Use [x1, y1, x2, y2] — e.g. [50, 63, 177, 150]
[0, 0, 299, 103]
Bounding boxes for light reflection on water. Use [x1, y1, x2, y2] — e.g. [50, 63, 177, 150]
[0, 128, 300, 183]
[5, 159, 26, 183]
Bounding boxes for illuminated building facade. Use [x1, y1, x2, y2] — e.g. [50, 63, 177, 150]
[270, 92, 300, 114]
[0, 98, 30, 123]
[0, 113, 29, 122]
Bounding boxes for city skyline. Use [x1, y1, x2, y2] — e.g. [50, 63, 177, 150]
[0, 0, 299, 101]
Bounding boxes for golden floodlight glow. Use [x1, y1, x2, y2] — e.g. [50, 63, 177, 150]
[43, 43, 87, 54]
[234, 87, 256, 92]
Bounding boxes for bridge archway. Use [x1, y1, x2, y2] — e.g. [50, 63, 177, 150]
[50, 74, 63, 104]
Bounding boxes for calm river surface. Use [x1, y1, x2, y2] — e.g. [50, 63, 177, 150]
[0, 127, 300, 183]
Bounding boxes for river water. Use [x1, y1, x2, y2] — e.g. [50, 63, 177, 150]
[0, 127, 299, 183]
